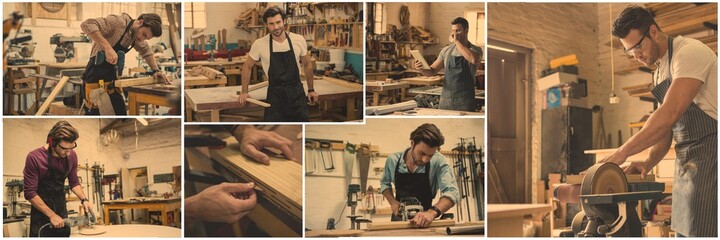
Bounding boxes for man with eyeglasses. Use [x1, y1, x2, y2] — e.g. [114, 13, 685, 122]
[599, 5, 717, 237]
[24, 121, 94, 237]
[379, 123, 460, 228]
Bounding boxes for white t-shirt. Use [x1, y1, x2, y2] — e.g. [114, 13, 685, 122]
[655, 35, 718, 120]
[248, 32, 308, 78]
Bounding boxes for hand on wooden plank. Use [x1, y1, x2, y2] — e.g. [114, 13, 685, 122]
[621, 162, 650, 179]
[154, 71, 171, 84]
[597, 150, 629, 166]
[307, 91, 319, 103]
[185, 182, 257, 223]
[410, 211, 436, 228]
[233, 126, 297, 165]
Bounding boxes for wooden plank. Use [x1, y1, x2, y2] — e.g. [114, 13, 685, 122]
[35, 76, 69, 116]
[305, 230, 365, 237]
[367, 219, 455, 231]
[115, 76, 158, 88]
[209, 136, 302, 220]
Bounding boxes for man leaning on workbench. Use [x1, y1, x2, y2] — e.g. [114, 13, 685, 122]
[599, 6, 717, 237]
[238, 6, 319, 122]
[80, 13, 170, 115]
[414, 17, 482, 112]
[380, 123, 460, 228]
[24, 121, 94, 237]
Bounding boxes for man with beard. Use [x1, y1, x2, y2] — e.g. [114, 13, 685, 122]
[415, 17, 482, 112]
[239, 6, 318, 122]
[24, 121, 94, 237]
[379, 123, 460, 228]
[81, 13, 170, 115]
[599, 5, 717, 237]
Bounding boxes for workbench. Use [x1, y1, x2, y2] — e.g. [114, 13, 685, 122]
[185, 57, 257, 85]
[487, 204, 552, 237]
[102, 198, 181, 227]
[184, 70, 227, 88]
[305, 222, 483, 237]
[184, 77, 362, 122]
[366, 81, 409, 106]
[69, 224, 180, 237]
[38, 62, 86, 77]
[124, 84, 178, 115]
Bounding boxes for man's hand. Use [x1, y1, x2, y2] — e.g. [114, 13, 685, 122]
[307, 91, 319, 103]
[154, 71, 170, 84]
[598, 150, 629, 166]
[414, 60, 424, 70]
[81, 200, 94, 216]
[236, 93, 251, 107]
[621, 162, 651, 179]
[104, 49, 118, 65]
[49, 214, 65, 228]
[185, 182, 257, 223]
[410, 211, 435, 228]
[236, 127, 296, 165]
[389, 200, 401, 217]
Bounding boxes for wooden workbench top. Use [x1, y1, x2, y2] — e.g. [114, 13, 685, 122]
[124, 84, 177, 96]
[185, 58, 246, 66]
[185, 78, 362, 111]
[69, 224, 180, 237]
[102, 197, 181, 204]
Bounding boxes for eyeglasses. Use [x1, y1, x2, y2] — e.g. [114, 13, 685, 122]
[624, 28, 650, 56]
[58, 142, 77, 151]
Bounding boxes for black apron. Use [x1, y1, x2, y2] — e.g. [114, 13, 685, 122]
[81, 19, 135, 115]
[391, 148, 433, 221]
[438, 44, 477, 111]
[263, 32, 309, 122]
[29, 149, 71, 237]
[651, 36, 717, 237]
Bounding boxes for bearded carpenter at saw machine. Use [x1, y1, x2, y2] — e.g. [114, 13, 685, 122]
[23, 121, 95, 237]
[414, 17, 482, 112]
[599, 6, 717, 237]
[80, 13, 170, 115]
[238, 6, 319, 122]
[379, 123, 460, 228]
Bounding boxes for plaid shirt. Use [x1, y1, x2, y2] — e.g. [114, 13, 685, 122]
[80, 13, 152, 58]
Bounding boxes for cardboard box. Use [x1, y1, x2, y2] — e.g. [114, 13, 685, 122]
[538, 72, 578, 90]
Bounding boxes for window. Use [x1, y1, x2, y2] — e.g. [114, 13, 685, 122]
[184, 2, 206, 29]
[373, 3, 385, 34]
[465, 10, 485, 45]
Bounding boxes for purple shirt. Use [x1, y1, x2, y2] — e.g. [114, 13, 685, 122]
[23, 147, 80, 200]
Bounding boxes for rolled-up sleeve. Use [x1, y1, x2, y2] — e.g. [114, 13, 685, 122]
[434, 156, 460, 204]
[23, 153, 40, 200]
[379, 155, 397, 194]
[81, 14, 120, 36]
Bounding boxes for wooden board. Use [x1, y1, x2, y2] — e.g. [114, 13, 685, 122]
[70, 224, 180, 237]
[305, 230, 365, 237]
[185, 79, 362, 111]
[366, 219, 455, 231]
[35, 76, 69, 115]
[115, 76, 158, 88]
[38, 62, 86, 69]
[209, 136, 303, 220]
[399, 75, 444, 86]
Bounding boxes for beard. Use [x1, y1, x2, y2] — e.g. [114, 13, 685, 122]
[410, 147, 426, 166]
[639, 39, 660, 67]
[272, 28, 284, 37]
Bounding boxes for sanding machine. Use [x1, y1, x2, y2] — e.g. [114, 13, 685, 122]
[554, 163, 664, 237]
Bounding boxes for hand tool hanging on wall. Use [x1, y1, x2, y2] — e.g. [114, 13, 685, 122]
[357, 144, 371, 195]
[343, 142, 357, 194]
[319, 141, 335, 171]
[305, 140, 317, 175]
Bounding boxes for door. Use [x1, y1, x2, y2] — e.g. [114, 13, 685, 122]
[487, 40, 531, 203]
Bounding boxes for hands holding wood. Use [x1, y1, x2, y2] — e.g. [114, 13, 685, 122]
[233, 126, 297, 165]
[185, 182, 257, 223]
